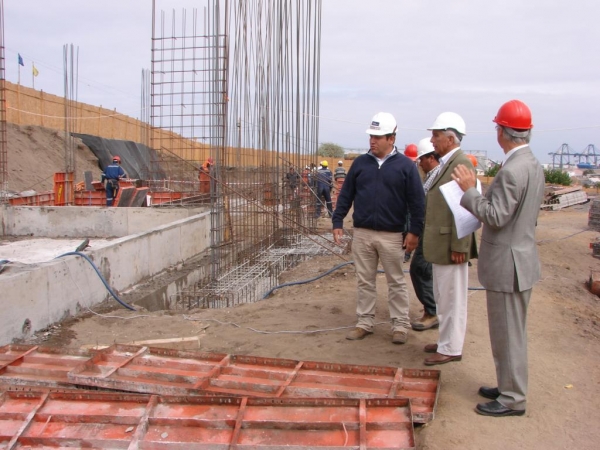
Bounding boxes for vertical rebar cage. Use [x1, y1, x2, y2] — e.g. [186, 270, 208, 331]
[150, 0, 324, 308]
[0, 0, 8, 203]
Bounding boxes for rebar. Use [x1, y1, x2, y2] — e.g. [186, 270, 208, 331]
[0, 0, 7, 203]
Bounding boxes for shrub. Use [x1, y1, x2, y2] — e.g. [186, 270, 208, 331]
[544, 169, 571, 186]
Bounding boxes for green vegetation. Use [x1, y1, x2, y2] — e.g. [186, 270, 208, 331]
[318, 142, 344, 158]
[484, 164, 500, 177]
[544, 169, 571, 186]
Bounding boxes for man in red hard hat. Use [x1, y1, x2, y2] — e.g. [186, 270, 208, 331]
[101, 155, 126, 206]
[452, 100, 545, 417]
[199, 157, 214, 194]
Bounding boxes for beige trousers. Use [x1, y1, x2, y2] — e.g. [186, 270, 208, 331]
[352, 228, 410, 333]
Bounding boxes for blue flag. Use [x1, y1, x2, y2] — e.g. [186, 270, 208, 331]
[18, 54, 24, 66]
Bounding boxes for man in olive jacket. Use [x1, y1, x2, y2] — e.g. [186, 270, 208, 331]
[422, 112, 477, 366]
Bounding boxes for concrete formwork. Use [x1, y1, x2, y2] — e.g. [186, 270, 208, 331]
[0, 206, 211, 345]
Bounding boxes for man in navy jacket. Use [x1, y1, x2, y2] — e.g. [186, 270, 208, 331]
[332, 112, 425, 344]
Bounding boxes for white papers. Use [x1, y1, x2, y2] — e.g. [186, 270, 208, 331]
[439, 180, 482, 239]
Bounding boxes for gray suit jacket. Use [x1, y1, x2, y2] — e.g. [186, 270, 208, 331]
[461, 146, 545, 292]
[423, 149, 478, 265]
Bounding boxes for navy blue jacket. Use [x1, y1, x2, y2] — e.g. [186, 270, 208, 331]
[316, 167, 332, 190]
[102, 164, 126, 181]
[332, 150, 425, 235]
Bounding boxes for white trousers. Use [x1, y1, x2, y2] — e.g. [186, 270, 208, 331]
[432, 263, 469, 356]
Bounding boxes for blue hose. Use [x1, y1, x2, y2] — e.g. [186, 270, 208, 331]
[55, 251, 136, 311]
[263, 260, 485, 299]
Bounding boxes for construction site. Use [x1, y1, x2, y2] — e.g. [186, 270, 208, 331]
[1, 1, 600, 449]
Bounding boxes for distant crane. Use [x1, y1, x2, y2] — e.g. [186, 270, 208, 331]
[573, 144, 600, 168]
[548, 144, 574, 169]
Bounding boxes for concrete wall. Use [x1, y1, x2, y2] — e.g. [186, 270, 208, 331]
[0, 205, 207, 238]
[0, 210, 211, 346]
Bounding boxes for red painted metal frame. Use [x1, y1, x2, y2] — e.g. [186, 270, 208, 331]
[0, 345, 440, 423]
[0, 390, 415, 449]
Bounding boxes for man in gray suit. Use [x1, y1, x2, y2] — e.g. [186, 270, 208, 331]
[453, 100, 545, 417]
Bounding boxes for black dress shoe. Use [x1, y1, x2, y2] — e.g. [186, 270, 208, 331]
[475, 400, 525, 417]
[478, 386, 500, 400]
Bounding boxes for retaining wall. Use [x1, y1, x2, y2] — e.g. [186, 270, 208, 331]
[0, 205, 206, 237]
[0, 208, 211, 345]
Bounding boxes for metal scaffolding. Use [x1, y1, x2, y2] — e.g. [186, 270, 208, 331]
[0, 0, 7, 204]
[149, 0, 333, 309]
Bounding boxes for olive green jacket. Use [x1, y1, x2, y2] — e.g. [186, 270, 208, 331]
[423, 148, 478, 265]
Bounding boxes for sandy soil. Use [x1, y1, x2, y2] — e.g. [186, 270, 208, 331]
[6, 123, 100, 194]
[19, 204, 599, 450]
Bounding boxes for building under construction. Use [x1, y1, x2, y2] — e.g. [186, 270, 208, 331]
[0, 0, 351, 344]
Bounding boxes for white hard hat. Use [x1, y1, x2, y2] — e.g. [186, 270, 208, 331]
[416, 138, 435, 158]
[427, 112, 467, 136]
[365, 112, 397, 135]
[338, 160, 343, 165]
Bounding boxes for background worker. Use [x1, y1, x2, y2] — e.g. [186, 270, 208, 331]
[199, 157, 214, 194]
[422, 112, 478, 366]
[333, 112, 425, 345]
[101, 155, 126, 207]
[315, 160, 333, 217]
[452, 100, 544, 417]
[410, 138, 441, 331]
[402, 144, 419, 263]
[334, 160, 347, 188]
[285, 165, 301, 200]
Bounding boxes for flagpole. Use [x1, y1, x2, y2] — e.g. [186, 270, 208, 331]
[32, 62, 35, 89]
[17, 64, 20, 85]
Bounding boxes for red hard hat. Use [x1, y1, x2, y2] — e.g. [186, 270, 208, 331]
[404, 144, 418, 161]
[493, 100, 533, 130]
[467, 154, 478, 167]
[112, 155, 121, 163]
[206, 157, 214, 165]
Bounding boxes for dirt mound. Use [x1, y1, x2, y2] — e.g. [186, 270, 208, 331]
[6, 123, 101, 194]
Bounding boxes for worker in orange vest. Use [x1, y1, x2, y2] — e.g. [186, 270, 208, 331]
[199, 158, 214, 194]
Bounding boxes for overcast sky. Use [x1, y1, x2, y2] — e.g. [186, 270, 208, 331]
[4, 0, 600, 163]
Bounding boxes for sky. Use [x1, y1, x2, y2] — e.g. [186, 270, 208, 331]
[3, 0, 600, 164]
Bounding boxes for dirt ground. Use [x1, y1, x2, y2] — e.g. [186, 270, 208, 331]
[17, 204, 598, 449]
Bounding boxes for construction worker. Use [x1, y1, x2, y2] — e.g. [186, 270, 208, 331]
[199, 157, 214, 194]
[334, 160, 346, 187]
[101, 155, 126, 207]
[403, 144, 419, 262]
[285, 165, 301, 200]
[315, 160, 333, 217]
[410, 138, 442, 332]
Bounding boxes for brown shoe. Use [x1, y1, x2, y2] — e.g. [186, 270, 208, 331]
[392, 330, 408, 345]
[346, 327, 372, 340]
[424, 352, 462, 366]
[411, 313, 439, 331]
[424, 343, 438, 353]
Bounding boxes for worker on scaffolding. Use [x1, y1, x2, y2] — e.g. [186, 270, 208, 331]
[199, 157, 214, 194]
[315, 160, 333, 218]
[101, 155, 126, 207]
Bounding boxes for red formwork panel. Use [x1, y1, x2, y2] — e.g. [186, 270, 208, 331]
[0, 345, 440, 424]
[0, 346, 93, 388]
[0, 390, 415, 449]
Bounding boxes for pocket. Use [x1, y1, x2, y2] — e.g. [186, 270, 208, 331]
[439, 227, 452, 235]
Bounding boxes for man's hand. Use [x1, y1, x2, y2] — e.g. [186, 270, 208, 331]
[333, 228, 344, 245]
[451, 164, 477, 192]
[403, 232, 419, 254]
[451, 251, 466, 264]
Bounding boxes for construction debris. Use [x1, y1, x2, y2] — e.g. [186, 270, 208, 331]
[541, 186, 589, 210]
[588, 198, 600, 231]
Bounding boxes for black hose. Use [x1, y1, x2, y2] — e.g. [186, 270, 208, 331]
[55, 251, 136, 311]
[263, 260, 486, 299]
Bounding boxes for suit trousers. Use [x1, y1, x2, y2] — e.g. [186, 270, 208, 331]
[486, 289, 531, 411]
[432, 263, 468, 356]
[352, 228, 410, 333]
[409, 238, 436, 316]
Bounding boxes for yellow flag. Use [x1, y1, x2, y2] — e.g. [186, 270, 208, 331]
[32, 64, 39, 77]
